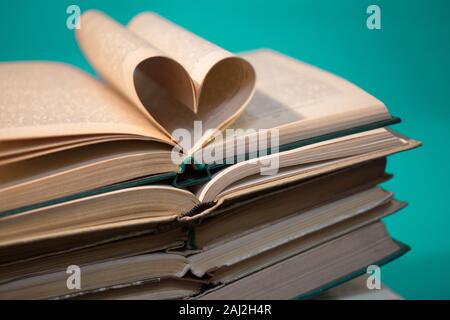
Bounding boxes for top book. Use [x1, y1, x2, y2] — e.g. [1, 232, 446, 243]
[0, 10, 416, 215]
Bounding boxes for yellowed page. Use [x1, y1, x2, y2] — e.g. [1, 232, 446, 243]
[0, 61, 170, 144]
[201, 49, 393, 157]
[76, 11, 167, 121]
[0, 135, 154, 166]
[0, 140, 179, 213]
[76, 11, 255, 152]
[0, 135, 122, 158]
[129, 12, 245, 96]
[234, 49, 389, 130]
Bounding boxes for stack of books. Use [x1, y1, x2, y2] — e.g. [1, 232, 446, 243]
[0, 10, 420, 300]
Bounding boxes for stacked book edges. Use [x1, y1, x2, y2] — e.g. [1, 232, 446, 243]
[0, 10, 420, 299]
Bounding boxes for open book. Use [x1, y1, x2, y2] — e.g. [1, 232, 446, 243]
[0, 10, 417, 216]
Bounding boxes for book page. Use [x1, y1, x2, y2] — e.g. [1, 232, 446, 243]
[0, 61, 170, 143]
[200, 49, 392, 158]
[0, 135, 155, 166]
[0, 135, 122, 158]
[233, 49, 389, 131]
[128, 12, 239, 94]
[76, 11, 255, 151]
[193, 132, 420, 205]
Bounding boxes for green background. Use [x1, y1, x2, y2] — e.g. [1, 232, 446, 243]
[1, 0, 448, 299]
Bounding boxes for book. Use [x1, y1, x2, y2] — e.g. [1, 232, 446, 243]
[74, 275, 404, 301]
[0, 158, 398, 263]
[196, 221, 407, 300]
[0, 175, 406, 299]
[0, 10, 418, 217]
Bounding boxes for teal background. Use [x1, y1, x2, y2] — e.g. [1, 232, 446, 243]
[0, 0, 448, 299]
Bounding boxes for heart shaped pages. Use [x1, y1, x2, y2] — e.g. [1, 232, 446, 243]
[76, 11, 256, 153]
